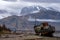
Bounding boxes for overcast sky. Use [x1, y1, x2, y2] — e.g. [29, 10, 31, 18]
[21, 0, 60, 3]
[2, 0, 60, 3]
[0, 0, 60, 19]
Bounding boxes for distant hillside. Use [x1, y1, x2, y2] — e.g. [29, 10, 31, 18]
[0, 15, 34, 31]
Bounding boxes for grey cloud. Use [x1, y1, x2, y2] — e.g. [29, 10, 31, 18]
[3, 0, 17, 2]
[21, 0, 60, 3]
[0, 10, 7, 13]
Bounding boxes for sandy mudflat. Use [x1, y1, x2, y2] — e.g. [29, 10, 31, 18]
[0, 34, 60, 40]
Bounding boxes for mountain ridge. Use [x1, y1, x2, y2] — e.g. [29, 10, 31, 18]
[0, 6, 60, 31]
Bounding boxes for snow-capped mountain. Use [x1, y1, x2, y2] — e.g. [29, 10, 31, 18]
[21, 6, 60, 19]
[21, 5, 60, 15]
[0, 5, 60, 19]
[21, 6, 46, 15]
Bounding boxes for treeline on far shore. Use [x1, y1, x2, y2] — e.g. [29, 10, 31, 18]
[0, 24, 11, 34]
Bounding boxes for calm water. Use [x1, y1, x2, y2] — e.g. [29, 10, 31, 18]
[53, 33, 60, 37]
